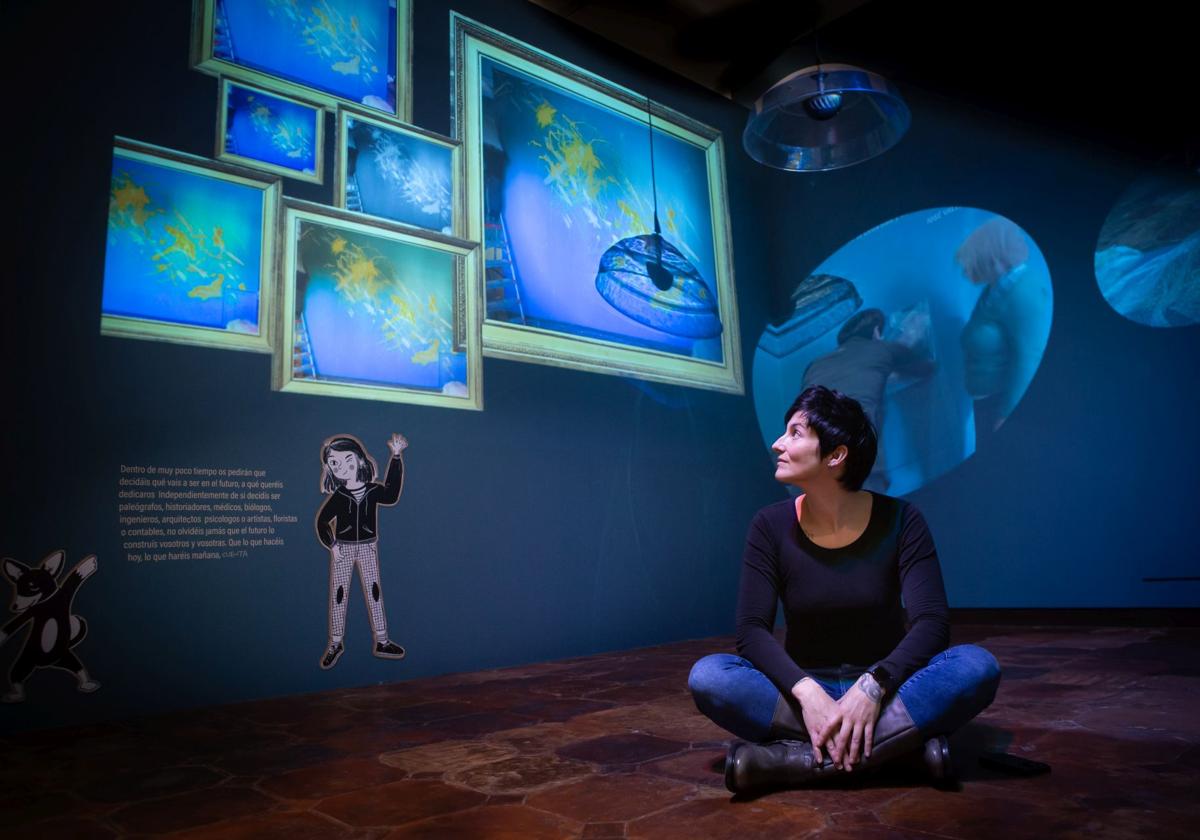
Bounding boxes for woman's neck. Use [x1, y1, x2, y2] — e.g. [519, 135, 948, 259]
[799, 485, 869, 533]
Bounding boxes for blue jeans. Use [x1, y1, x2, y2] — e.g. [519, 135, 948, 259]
[688, 645, 1001, 742]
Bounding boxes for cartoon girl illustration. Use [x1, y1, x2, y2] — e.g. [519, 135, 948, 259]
[315, 433, 408, 669]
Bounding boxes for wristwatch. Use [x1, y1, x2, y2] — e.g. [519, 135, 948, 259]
[855, 671, 884, 703]
[868, 664, 896, 698]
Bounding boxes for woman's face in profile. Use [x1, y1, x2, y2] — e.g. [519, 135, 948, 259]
[772, 413, 822, 486]
[326, 450, 361, 484]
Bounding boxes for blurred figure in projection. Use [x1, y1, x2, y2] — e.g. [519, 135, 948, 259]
[314, 433, 409, 670]
[802, 308, 934, 491]
[957, 218, 1053, 434]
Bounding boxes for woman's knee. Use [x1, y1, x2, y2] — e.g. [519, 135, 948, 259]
[688, 654, 727, 693]
[953, 644, 1002, 701]
[687, 654, 740, 707]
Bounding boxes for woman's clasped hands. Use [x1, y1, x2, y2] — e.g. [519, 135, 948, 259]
[792, 677, 882, 771]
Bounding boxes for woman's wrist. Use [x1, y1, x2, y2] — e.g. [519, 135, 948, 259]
[791, 676, 820, 702]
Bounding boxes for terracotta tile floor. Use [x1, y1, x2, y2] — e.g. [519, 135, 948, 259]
[4, 624, 1199, 838]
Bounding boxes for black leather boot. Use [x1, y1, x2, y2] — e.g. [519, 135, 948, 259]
[767, 694, 810, 740]
[725, 695, 947, 793]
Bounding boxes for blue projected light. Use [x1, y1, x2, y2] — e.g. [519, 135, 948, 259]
[753, 208, 1053, 496]
[344, 116, 454, 233]
[1095, 173, 1200, 328]
[214, 0, 397, 112]
[222, 81, 322, 180]
[103, 154, 265, 334]
[481, 57, 722, 361]
[293, 219, 465, 393]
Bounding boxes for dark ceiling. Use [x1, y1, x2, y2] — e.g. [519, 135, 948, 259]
[530, 0, 1199, 164]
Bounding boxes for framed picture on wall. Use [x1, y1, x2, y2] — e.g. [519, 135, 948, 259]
[191, 0, 412, 120]
[334, 106, 462, 236]
[101, 137, 281, 352]
[217, 78, 325, 184]
[451, 14, 743, 394]
[274, 199, 482, 409]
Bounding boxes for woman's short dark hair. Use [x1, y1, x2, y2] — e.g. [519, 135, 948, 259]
[783, 386, 878, 491]
[320, 435, 377, 493]
[837, 308, 885, 345]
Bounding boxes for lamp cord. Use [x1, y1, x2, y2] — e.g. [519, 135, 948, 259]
[647, 96, 661, 237]
[813, 23, 825, 91]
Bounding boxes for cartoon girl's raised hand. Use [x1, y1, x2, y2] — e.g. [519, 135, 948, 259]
[387, 433, 409, 456]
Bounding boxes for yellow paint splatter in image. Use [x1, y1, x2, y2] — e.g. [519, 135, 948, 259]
[392, 296, 415, 324]
[154, 224, 198, 262]
[536, 114, 614, 205]
[411, 340, 439, 365]
[313, 227, 454, 355]
[333, 245, 383, 300]
[251, 104, 273, 133]
[535, 101, 556, 128]
[332, 54, 360, 75]
[110, 174, 156, 228]
[188, 274, 224, 300]
[311, 5, 337, 38]
[617, 200, 646, 232]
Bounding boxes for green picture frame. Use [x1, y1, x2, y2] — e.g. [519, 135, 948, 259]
[334, 106, 464, 237]
[191, 0, 412, 121]
[273, 199, 483, 409]
[216, 77, 326, 185]
[102, 137, 281, 353]
[451, 13, 743, 394]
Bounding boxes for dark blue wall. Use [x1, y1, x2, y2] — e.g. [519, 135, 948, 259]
[2, 0, 778, 733]
[762, 90, 1200, 608]
[4, 1, 1197, 734]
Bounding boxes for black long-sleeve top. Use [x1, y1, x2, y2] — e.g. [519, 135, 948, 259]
[735, 494, 950, 695]
[315, 455, 404, 547]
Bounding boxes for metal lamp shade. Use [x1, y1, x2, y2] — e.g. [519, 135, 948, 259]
[744, 63, 911, 172]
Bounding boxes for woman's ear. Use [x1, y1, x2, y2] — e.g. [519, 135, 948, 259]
[827, 445, 849, 467]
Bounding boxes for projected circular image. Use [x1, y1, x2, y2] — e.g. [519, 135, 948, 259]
[753, 208, 1053, 496]
[1094, 173, 1200, 328]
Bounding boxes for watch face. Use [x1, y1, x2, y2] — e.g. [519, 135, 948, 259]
[858, 672, 884, 702]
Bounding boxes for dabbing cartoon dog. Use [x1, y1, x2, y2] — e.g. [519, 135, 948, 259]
[1, 550, 100, 703]
[315, 433, 408, 669]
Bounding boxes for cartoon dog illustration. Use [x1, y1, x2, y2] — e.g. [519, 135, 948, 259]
[0, 550, 100, 703]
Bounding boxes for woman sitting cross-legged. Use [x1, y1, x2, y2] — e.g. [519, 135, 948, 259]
[689, 385, 1001, 794]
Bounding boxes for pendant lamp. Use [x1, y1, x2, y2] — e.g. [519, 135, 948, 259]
[743, 62, 910, 172]
[594, 98, 721, 339]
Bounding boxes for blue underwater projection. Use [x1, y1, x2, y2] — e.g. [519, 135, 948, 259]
[214, 0, 397, 112]
[481, 57, 722, 361]
[292, 220, 466, 394]
[1095, 173, 1200, 328]
[103, 155, 265, 333]
[224, 83, 320, 176]
[345, 118, 453, 232]
[753, 208, 1053, 496]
